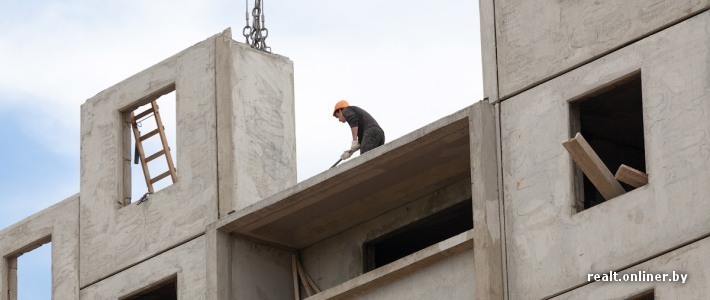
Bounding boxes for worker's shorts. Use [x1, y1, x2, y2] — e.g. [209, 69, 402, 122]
[360, 126, 385, 154]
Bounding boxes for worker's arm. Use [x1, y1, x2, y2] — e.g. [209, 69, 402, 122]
[349, 126, 360, 151]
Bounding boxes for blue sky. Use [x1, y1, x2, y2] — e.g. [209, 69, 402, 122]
[0, 0, 482, 298]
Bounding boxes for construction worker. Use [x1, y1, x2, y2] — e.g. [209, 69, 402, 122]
[333, 100, 385, 160]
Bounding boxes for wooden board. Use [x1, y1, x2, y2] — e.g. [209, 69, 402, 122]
[615, 164, 648, 188]
[562, 132, 625, 200]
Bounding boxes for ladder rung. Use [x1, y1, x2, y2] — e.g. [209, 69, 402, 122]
[134, 108, 155, 120]
[150, 171, 171, 184]
[145, 149, 166, 163]
[139, 129, 160, 141]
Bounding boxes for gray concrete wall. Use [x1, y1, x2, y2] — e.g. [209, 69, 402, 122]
[352, 249, 474, 300]
[230, 236, 294, 300]
[470, 100, 505, 299]
[500, 12, 710, 299]
[300, 178, 471, 291]
[493, 0, 709, 98]
[552, 237, 710, 299]
[79, 28, 296, 288]
[0, 195, 79, 300]
[79, 33, 221, 287]
[216, 34, 297, 216]
[79, 236, 206, 299]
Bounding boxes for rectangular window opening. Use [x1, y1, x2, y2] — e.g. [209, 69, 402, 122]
[362, 199, 473, 272]
[10, 239, 52, 300]
[122, 275, 177, 300]
[569, 72, 646, 212]
[122, 85, 178, 205]
[627, 289, 654, 300]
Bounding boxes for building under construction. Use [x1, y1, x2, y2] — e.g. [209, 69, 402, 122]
[1, 1, 709, 299]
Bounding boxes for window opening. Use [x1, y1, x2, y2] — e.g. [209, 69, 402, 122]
[122, 86, 177, 205]
[569, 72, 645, 211]
[122, 276, 177, 300]
[363, 200, 473, 272]
[627, 289, 654, 300]
[11, 240, 52, 300]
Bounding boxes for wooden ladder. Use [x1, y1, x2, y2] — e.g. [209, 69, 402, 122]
[130, 101, 177, 193]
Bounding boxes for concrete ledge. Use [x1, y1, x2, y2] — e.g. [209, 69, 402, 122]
[306, 230, 474, 299]
[217, 105, 474, 248]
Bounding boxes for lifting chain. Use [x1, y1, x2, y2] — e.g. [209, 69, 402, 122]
[242, 0, 271, 53]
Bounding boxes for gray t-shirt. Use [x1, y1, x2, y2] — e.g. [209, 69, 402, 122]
[343, 106, 380, 142]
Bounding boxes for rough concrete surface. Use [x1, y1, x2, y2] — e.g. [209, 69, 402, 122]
[79, 236, 206, 299]
[552, 236, 710, 300]
[494, 0, 710, 98]
[300, 178, 471, 291]
[500, 12, 710, 299]
[217, 107, 472, 249]
[231, 236, 294, 300]
[216, 33, 297, 215]
[79, 33, 220, 287]
[0, 195, 79, 300]
[469, 101, 504, 300]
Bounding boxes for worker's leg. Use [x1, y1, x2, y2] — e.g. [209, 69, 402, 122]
[360, 127, 385, 154]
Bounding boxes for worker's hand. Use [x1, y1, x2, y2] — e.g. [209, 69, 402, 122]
[350, 140, 360, 151]
[341, 150, 353, 160]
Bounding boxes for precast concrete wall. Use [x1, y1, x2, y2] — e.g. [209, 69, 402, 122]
[215, 34, 297, 216]
[0, 195, 79, 300]
[491, 0, 710, 98]
[500, 11, 710, 299]
[352, 249, 474, 300]
[230, 236, 294, 300]
[79, 236, 207, 299]
[552, 236, 710, 299]
[79, 32, 221, 287]
[79, 29, 296, 288]
[300, 178, 471, 291]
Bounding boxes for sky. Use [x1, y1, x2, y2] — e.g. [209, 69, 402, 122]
[0, 0, 482, 298]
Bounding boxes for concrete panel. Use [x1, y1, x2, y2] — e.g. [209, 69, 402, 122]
[79, 236, 206, 299]
[231, 236, 293, 300]
[553, 237, 710, 299]
[469, 101, 504, 299]
[0, 195, 79, 300]
[500, 12, 710, 299]
[353, 249, 474, 300]
[479, 0, 499, 101]
[300, 178, 471, 291]
[494, 0, 709, 98]
[205, 224, 231, 300]
[215, 34, 297, 215]
[79, 33, 220, 286]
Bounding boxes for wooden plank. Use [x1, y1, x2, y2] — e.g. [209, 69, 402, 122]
[562, 132, 625, 200]
[292, 255, 301, 300]
[615, 164, 648, 188]
[152, 101, 178, 183]
[139, 129, 160, 141]
[302, 263, 321, 293]
[296, 257, 315, 296]
[133, 107, 154, 120]
[145, 149, 166, 163]
[151, 170, 171, 184]
[131, 112, 153, 193]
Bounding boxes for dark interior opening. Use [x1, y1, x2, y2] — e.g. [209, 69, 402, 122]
[123, 277, 177, 300]
[363, 199, 473, 272]
[627, 289, 654, 300]
[571, 72, 645, 211]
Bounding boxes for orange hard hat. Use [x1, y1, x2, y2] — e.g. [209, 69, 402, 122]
[333, 100, 349, 116]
